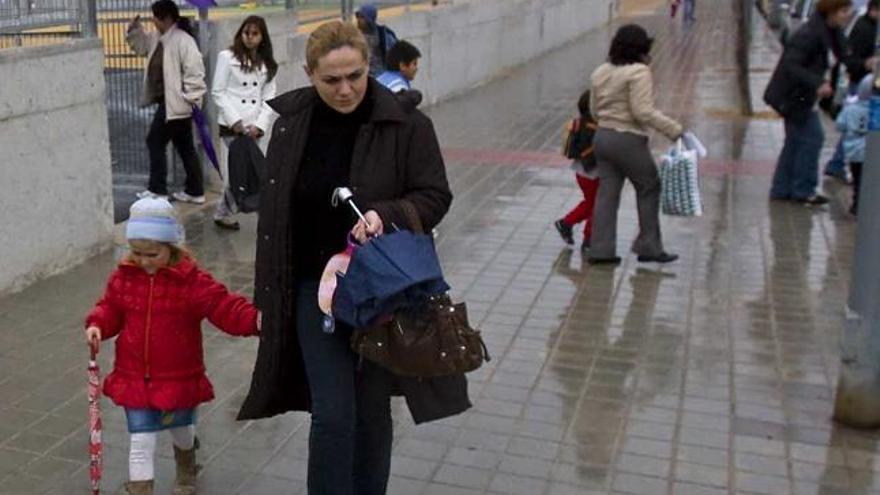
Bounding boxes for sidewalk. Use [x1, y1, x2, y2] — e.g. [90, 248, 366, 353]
[0, 1, 873, 494]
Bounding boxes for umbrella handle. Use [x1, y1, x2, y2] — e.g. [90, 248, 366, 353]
[89, 339, 99, 360]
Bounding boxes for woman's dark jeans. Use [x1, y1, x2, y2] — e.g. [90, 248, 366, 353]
[146, 104, 204, 196]
[771, 110, 824, 200]
[295, 280, 393, 495]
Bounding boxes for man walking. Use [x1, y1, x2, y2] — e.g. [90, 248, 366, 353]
[127, 0, 207, 204]
[824, 0, 879, 182]
[355, 3, 398, 77]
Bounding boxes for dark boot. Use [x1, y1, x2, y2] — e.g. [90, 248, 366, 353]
[124, 480, 154, 495]
[172, 445, 197, 495]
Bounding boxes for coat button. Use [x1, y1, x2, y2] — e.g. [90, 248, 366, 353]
[241, 99, 246, 104]
[253, 81, 258, 86]
[264, 286, 270, 292]
[278, 127, 286, 133]
[269, 178, 276, 185]
[263, 234, 270, 240]
[252, 100, 257, 104]
[242, 82, 247, 86]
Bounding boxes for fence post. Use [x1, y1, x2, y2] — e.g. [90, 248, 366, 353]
[83, 0, 98, 37]
[832, 16, 880, 428]
[736, 0, 753, 116]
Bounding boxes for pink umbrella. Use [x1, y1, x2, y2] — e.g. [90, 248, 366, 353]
[88, 341, 102, 495]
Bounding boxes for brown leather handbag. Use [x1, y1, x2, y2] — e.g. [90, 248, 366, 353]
[349, 200, 490, 377]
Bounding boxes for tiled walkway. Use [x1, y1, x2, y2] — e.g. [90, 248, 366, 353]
[0, 1, 875, 494]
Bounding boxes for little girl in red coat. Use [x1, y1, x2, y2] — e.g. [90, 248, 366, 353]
[84, 197, 260, 495]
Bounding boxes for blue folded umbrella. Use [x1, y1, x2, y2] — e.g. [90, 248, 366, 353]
[333, 230, 449, 328]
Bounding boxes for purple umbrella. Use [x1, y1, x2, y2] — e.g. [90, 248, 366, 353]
[183, 0, 217, 8]
[191, 105, 221, 177]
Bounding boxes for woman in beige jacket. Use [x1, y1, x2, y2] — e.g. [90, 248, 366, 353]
[588, 24, 683, 265]
[126, 0, 207, 205]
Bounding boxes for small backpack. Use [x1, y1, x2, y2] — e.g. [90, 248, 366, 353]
[561, 117, 598, 164]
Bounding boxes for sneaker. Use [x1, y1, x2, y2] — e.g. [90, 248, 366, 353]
[795, 194, 829, 206]
[824, 169, 851, 184]
[172, 191, 206, 204]
[554, 219, 574, 245]
[136, 190, 167, 200]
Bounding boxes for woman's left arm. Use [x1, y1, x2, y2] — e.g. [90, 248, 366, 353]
[628, 65, 683, 141]
[370, 115, 453, 231]
[254, 75, 279, 135]
[180, 36, 207, 107]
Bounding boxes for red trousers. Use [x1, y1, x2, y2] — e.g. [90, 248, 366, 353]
[562, 174, 600, 241]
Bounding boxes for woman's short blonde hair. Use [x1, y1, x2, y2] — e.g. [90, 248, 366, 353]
[306, 20, 369, 71]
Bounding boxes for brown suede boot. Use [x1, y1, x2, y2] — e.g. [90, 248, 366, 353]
[124, 480, 154, 495]
[172, 445, 197, 495]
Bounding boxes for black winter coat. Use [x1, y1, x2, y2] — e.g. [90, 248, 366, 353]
[845, 14, 878, 84]
[764, 13, 846, 122]
[237, 80, 471, 424]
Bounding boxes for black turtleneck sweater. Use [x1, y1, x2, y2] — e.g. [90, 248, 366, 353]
[292, 91, 374, 280]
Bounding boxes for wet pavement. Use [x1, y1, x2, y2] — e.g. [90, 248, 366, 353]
[0, 1, 875, 494]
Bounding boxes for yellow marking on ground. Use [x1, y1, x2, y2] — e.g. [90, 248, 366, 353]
[618, 0, 666, 17]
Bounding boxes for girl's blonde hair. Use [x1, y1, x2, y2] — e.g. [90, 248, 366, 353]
[125, 239, 193, 266]
[305, 20, 369, 71]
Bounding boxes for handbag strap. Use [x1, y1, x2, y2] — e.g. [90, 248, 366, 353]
[399, 199, 424, 234]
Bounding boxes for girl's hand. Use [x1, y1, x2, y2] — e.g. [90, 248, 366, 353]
[351, 210, 384, 243]
[232, 120, 246, 135]
[85, 326, 101, 351]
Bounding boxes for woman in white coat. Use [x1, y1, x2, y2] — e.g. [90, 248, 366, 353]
[212, 15, 278, 229]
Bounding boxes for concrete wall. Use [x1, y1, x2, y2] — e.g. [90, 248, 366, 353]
[0, 38, 114, 295]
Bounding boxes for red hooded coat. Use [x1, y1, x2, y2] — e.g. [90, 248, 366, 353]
[85, 256, 259, 410]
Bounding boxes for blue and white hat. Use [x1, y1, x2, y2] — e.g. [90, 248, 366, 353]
[125, 197, 184, 244]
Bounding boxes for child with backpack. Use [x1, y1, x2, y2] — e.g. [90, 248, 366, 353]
[555, 89, 600, 252]
[84, 197, 261, 495]
[836, 73, 872, 216]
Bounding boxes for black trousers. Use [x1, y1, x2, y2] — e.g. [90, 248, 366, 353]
[146, 104, 204, 196]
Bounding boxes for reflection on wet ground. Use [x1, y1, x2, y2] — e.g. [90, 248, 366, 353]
[0, 0, 877, 493]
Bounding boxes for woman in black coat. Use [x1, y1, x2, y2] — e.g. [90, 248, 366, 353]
[763, 0, 852, 205]
[236, 20, 468, 495]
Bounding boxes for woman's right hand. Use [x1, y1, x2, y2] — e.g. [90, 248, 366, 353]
[85, 326, 101, 351]
[127, 15, 141, 33]
[232, 120, 246, 135]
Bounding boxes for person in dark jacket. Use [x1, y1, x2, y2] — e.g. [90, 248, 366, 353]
[356, 3, 398, 76]
[764, 0, 853, 205]
[824, 0, 878, 181]
[236, 21, 463, 495]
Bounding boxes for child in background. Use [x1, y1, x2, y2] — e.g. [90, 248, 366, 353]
[836, 74, 873, 216]
[84, 197, 260, 495]
[555, 89, 600, 252]
[377, 40, 422, 93]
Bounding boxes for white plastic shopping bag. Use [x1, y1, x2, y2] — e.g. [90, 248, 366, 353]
[660, 139, 703, 217]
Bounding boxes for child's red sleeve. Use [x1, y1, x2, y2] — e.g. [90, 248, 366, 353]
[85, 271, 125, 339]
[190, 269, 259, 337]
